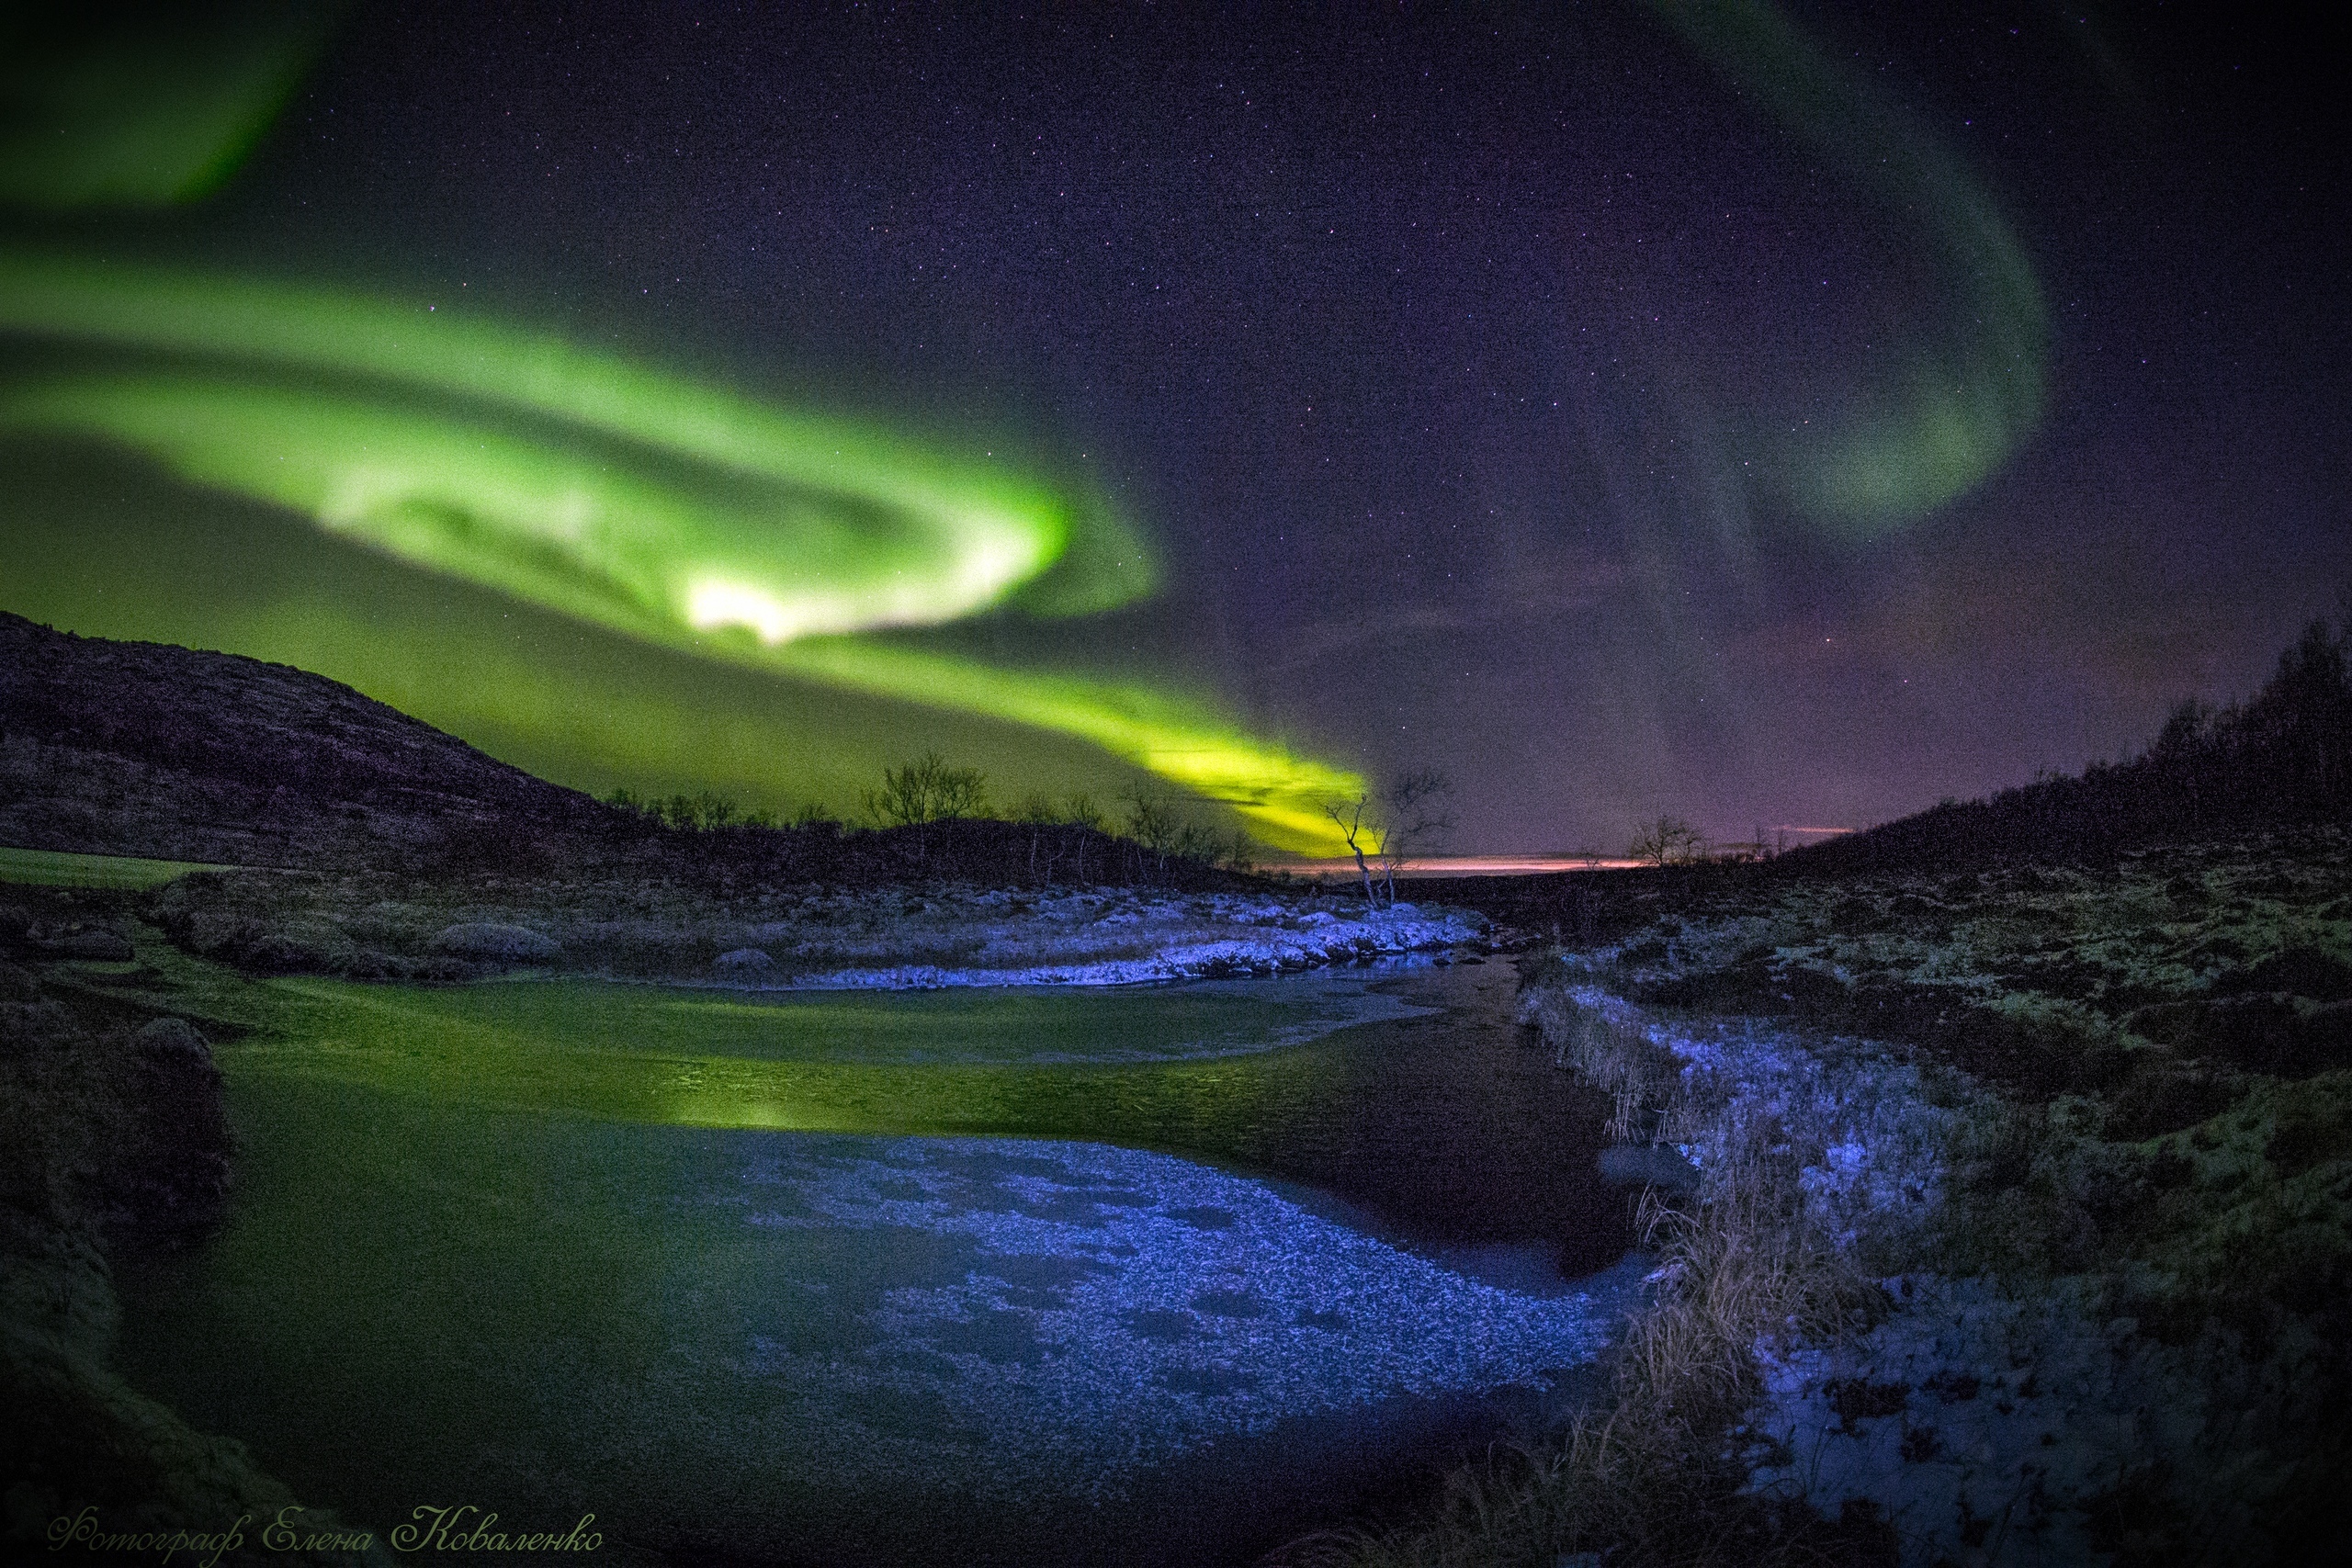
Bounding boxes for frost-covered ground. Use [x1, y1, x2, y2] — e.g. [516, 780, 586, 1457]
[766, 893, 1485, 988]
[1526, 982, 2037, 1562]
[1516, 833, 2352, 1565]
[1525, 984, 2195, 1565]
[728, 1136, 1621, 1500]
[146, 874, 1492, 987]
[1606, 828, 2352, 1098]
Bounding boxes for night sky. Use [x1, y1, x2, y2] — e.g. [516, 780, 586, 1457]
[3, 2, 2346, 855]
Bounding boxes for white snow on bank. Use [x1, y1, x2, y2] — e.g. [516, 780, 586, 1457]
[753, 901, 1487, 990]
[1525, 977, 2203, 1568]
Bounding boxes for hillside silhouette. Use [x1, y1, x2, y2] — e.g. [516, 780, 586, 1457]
[0, 613, 1245, 889]
[1787, 617, 2352, 874]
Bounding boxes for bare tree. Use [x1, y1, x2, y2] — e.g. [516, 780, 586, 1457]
[1628, 813, 1704, 867]
[1323, 794, 1380, 904]
[1374, 769, 1453, 905]
[1110, 790, 1246, 883]
[863, 752, 988, 860]
[863, 750, 990, 827]
[1122, 790, 1177, 852]
[1323, 769, 1455, 907]
[1218, 829, 1258, 875]
[1059, 793, 1105, 884]
[1122, 789, 1186, 880]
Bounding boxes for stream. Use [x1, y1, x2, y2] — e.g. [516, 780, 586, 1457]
[113, 956, 1636, 1566]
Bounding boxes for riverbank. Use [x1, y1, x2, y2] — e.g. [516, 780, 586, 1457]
[143, 867, 1494, 987]
[1301, 828, 2349, 1566]
[4, 866, 1510, 1566]
[2, 877, 388, 1565]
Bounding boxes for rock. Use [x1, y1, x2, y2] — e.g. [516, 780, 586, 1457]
[714, 947, 776, 974]
[1596, 1143, 1702, 1192]
[428, 921, 560, 961]
[35, 927, 135, 962]
[243, 924, 349, 974]
[136, 1016, 212, 1062]
[125, 1012, 231, 1235]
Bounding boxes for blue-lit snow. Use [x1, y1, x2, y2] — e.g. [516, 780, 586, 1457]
[716, 1135, 1613, 1501]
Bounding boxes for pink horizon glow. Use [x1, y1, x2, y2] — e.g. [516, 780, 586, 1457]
[1270, 855, 1649, 878]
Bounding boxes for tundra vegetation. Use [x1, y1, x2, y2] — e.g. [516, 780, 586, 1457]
[1297, 618, 2352, 1568]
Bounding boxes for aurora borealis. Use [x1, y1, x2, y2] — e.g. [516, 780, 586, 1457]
[0, 255, 1107, 644]
[0, 254, 1365, 848]
[1647, 0, 2046, 531]
[2, 2, 2345, 851]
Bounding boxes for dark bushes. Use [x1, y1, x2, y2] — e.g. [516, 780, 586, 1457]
[1788, 618, 2352, 875]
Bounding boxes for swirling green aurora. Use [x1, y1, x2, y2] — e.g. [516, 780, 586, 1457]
[0, 254, 1364, 852]
[1649, 0, 2046, 532]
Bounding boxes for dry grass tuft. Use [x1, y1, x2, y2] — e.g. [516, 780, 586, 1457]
[1531, 994, 1697, 1145]
[1280, 988, 1890, 1568]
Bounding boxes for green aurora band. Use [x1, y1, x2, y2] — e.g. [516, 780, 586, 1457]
[0, 255, 1364, 852]
[1649, 0, 2048, 531]
[0, 2, 2040, 850]
[0, 2, 339, 209]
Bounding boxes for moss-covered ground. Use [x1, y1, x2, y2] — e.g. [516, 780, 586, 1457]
[1328, 829, 2349, 1565]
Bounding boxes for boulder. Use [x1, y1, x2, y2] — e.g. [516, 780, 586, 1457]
[714, 947, 777, 975]
[34, 926, 135, 962]
[136, 1016, 212, 1062]
[428, 921, 560, 961]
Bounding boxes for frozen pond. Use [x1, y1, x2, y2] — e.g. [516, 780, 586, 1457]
[115, 960, 1633, 1565]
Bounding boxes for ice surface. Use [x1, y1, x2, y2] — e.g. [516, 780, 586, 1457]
[722, 1135, 1616, 1500]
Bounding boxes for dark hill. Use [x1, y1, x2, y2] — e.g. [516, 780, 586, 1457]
[0, 611, 610, 869]
[1785, 616, 2352, 874]
[0, 613, 1250, 890]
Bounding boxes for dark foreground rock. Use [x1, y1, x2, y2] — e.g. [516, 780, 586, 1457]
[1, 885, 378, 1564]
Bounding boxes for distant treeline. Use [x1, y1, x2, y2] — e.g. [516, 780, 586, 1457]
[1790, 618, 2352, 874]
[590, 752, 1259, 891]
[552, 809, 1256, 893]
[0, 613, 1261, 890]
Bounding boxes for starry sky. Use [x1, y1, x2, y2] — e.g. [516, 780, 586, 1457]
[2, 1, 2346, 855]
